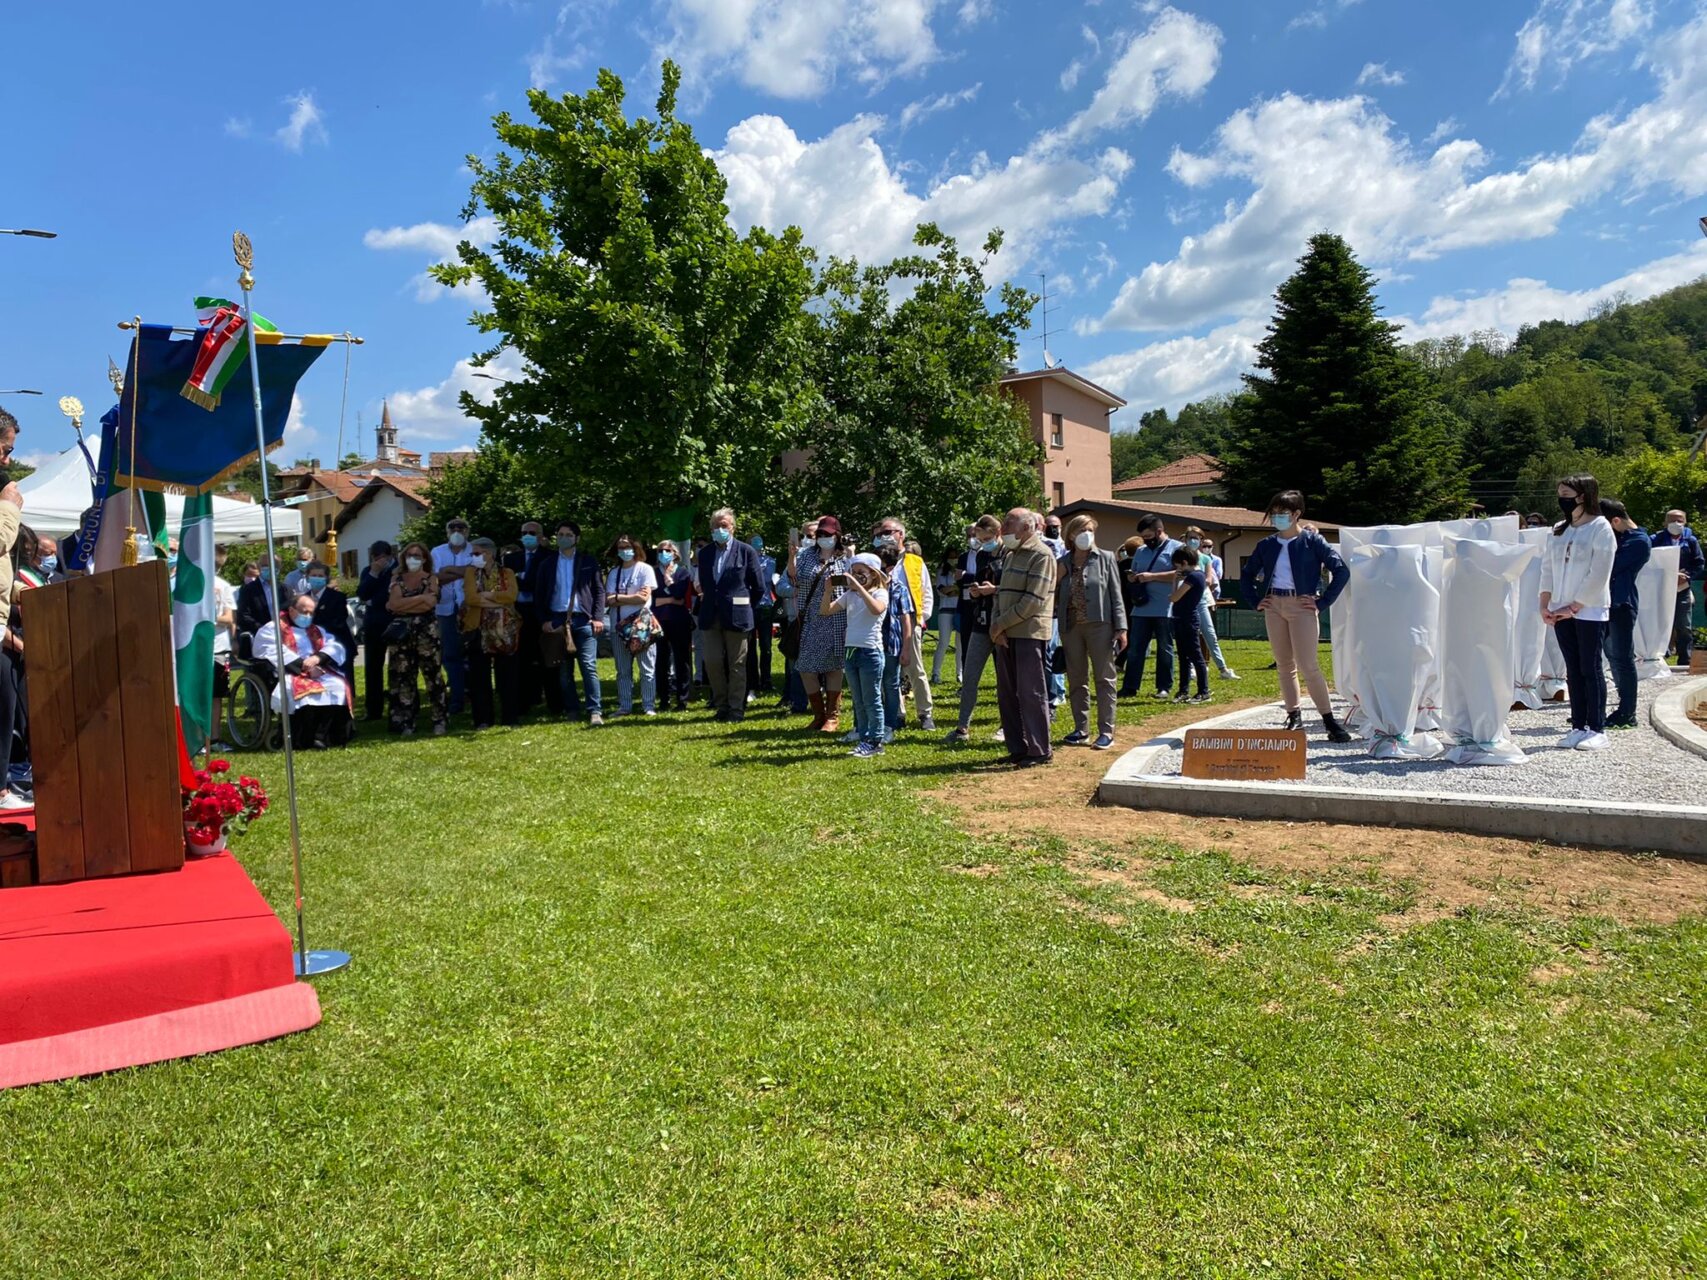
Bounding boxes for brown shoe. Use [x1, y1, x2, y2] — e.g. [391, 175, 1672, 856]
[819, 689, 842, 733]
[807, 690, 826, 731]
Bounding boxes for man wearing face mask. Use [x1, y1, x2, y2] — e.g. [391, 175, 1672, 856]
[1118, 514, 1182, 699]
[506, 520, 551, 712]
[945, 515, 1006, 742]
[284, 544, 316, 596]
[988, 508, 1057, 766]
[695, 507, 766, 721]
[252, 592, 355, 749]
[357, 541, 396, 722]
[431, 518, 475, 717]
[744, 534, 778, 700]
[1653, 508, 1705, 667]
[236, 555, 285, 648]
[531, 519, 606, 725]
[303, 557, 357, 678]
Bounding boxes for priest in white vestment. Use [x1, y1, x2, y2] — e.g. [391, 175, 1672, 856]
[253, 593, 354, 748]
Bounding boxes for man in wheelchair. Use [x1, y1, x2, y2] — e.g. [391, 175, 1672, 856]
[250, 591, 354, 749]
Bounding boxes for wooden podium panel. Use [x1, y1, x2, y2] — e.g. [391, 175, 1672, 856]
[28, 561, 184, 884]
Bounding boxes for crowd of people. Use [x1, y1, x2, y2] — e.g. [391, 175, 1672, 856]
[186, 471, 1707, 765]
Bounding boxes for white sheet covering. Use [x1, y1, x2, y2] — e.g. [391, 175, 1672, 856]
[1336, 524, 1440, 735]
[1439, 536, 1540, 765]
[1346, 544, 1442, 758]
[1512, 526, 1552, 708]
[1636, 544, 1681, 681]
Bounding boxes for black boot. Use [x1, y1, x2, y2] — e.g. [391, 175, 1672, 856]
[1322, 713, 1352, 743]
[1283, 708, 1303, 732]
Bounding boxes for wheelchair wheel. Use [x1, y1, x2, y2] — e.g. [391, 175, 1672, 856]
[226, 669, 272, 751]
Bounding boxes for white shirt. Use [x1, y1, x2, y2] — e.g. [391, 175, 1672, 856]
[213, 576, 237, 656]
[430, 542, 473, 615]
[605, 562, 657, 624]
[551, 553, 577, 614]
[252, 621, 350, 713]
[837, 586, 889, 651]
[1539, 516, 1616, 622]
[1271, 540, 1297, 591]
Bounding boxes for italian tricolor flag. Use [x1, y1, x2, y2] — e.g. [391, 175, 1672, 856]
[180, 297, 279, 410]
[171, 493, 218, 753]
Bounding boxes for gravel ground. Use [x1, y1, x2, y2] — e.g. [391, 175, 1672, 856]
[1140, 679, 1707, 804]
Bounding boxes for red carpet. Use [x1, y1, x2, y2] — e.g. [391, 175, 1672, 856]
[0, 853, 320, 1087]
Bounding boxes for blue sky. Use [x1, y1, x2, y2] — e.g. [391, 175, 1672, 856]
[4, 0, 1706, 469]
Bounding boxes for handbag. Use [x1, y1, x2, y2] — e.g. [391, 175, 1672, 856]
[779, 558, 833, 662]
[539, 624, 573, 668]
[382, 617, 410, 645]
[481, 605, 521, 656]
[619, 609, 657, 653]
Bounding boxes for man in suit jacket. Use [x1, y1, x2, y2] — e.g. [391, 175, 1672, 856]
[505, 520, 552, 712]
[695, 507, 765, 722]
[356, 542, 395, 722]
[302, 560, 358, 677]
[236, 556, 284, 651]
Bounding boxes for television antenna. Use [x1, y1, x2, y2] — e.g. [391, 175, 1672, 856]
[1035, 272, 1059, 369]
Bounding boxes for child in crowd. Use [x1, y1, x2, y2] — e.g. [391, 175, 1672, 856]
[822, 552, 890, 758]
[1169, 546, 1210, 703]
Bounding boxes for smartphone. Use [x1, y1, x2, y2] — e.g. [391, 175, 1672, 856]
[831, 573, 851, 588]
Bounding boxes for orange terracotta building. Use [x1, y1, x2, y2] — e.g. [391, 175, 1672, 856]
[998, 366, 1127, 512]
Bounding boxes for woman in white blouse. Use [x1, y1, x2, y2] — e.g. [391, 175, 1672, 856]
[605, 534, 658, 717]
[1539, 473, 1617, 751]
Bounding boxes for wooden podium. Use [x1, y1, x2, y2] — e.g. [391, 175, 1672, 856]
[19, 561, 185, 884]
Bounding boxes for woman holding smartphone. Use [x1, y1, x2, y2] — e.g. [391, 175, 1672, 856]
[820, 552, 890, 758]
[1540, 474, 1616, 750]
[788, 515, 849, 732]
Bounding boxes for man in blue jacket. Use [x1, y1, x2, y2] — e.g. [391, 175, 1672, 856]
[1601, 499, 1651, 729]
[1653, 508, 1705, 667]
[696, 507, 767, 722]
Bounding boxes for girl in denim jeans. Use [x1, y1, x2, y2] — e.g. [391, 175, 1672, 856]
[822, 553, 890, 758]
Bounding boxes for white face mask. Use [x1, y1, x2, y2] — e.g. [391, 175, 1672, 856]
[1668, 522, 1686, 537]
[448, 532, 467, 548]
[1000, 533, 1019, 550]
[816, 535, 837, 552]
[471, 554, 487, 568]
[1074, 531, 1095, 551]
[406, 556, 424, 572]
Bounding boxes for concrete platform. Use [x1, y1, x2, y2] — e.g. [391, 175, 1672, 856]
[1099, 683, 1707, 860]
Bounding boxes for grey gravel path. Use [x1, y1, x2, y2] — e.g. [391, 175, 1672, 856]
[1140, 680, 1707, 804]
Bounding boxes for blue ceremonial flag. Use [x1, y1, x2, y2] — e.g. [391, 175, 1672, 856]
[111, 323, 327, 494]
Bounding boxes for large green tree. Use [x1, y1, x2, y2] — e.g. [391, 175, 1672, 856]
[435, 63, 818, 539]
[1221, 233, 1467, 524]
[786, 224, 1042, 553]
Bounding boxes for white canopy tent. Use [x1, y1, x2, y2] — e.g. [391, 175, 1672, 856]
[16, 440, 301, 545]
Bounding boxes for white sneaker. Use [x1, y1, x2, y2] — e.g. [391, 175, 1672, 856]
[0, 791, 34, 812]
[1221, 670, 1240, 681]
[1575, 731, 1610, 751]
[1558, 729, 1589, 749]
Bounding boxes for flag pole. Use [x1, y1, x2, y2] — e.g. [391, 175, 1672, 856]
[233, 230, 350, 980]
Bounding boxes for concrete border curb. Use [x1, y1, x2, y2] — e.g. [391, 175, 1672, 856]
[1098, 700, 1707, 861]
[1650, 675, 1707, 763]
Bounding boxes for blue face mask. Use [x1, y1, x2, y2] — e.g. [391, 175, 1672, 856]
[259, 570, 272, 582]
[39, 555, 56, 573]
[752, 538, 764, 551]
[1187, 538, 1201, 550]
[167, 555, 179, 569]
[618, 548, 635, 562]
[711, 527, 732, 545]
[658, 550, 675, 566]
[1271, 514, 1293, 532]
[521, 534, 539, 550]
[292, 612, 313, 628]
[981, 539, 999, 553]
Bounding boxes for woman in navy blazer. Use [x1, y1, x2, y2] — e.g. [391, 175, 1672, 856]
[695, 507, 767, 721]
[1239, 489, 1352, 741]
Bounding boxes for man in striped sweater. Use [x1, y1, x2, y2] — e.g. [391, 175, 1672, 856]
[989, 507, 1057, 767]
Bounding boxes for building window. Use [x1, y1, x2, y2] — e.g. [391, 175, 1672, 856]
[1049, 412, 1064, 448]
[1051, 481, 1065, 511]
[307, 515, 317, 538]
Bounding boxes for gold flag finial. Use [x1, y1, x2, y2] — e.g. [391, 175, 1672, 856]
[233, 230, 255, 290]
[58, 395, 84, 429]
[107, 357, 124, 399]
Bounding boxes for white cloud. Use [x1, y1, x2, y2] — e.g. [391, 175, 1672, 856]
[1087, 10, 1707, 334]
[1355, 61, 1405, 87]
[223, 117, 251, 139]
[283, 392, 317, 453]
[660, 0, 946, 99]
[1498, 0, 1656, 94]
[1045, 6, 1221, 146]
[957, 0, 993, 23]
[275, 92, 327, 152]
[1289, 0, 1362, 33]
[526, 35, 585, 89]
[714, 113, 1130, 272]
[1082, 318, 1264, 412]
[1400, 242, 1707, 340]
[384, 351, 527, 446]
[1424, 116, 1460, 145]
[364, 219, 500, 303]
[898, 83, 981, 130]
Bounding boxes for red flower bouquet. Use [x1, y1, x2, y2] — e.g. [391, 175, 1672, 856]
[182, 759, 269, 854]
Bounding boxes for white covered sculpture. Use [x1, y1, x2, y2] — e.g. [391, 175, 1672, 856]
[1338, 524, 1440, 736]
[1346, 544, 1443, 758]
[1512, 526, 1552, 709]
[1439, 536, 1540, 766]
[1636, 544, 1681, 681]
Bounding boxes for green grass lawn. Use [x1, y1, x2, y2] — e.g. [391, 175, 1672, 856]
[3, 638, 1705, 1277]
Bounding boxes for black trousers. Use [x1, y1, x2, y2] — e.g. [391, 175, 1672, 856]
[745, 608, 775, 691]
[291, 704, 352, 749]
[1673, 593, 1695, 666]
[362, 629, 389, 720]
[656, 611, 694, 705]
[463, 632, 520, 727]
[993, 636, 1052, 763]
[516, 607, 545, 710]
[1555, 616, 1608, 733]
